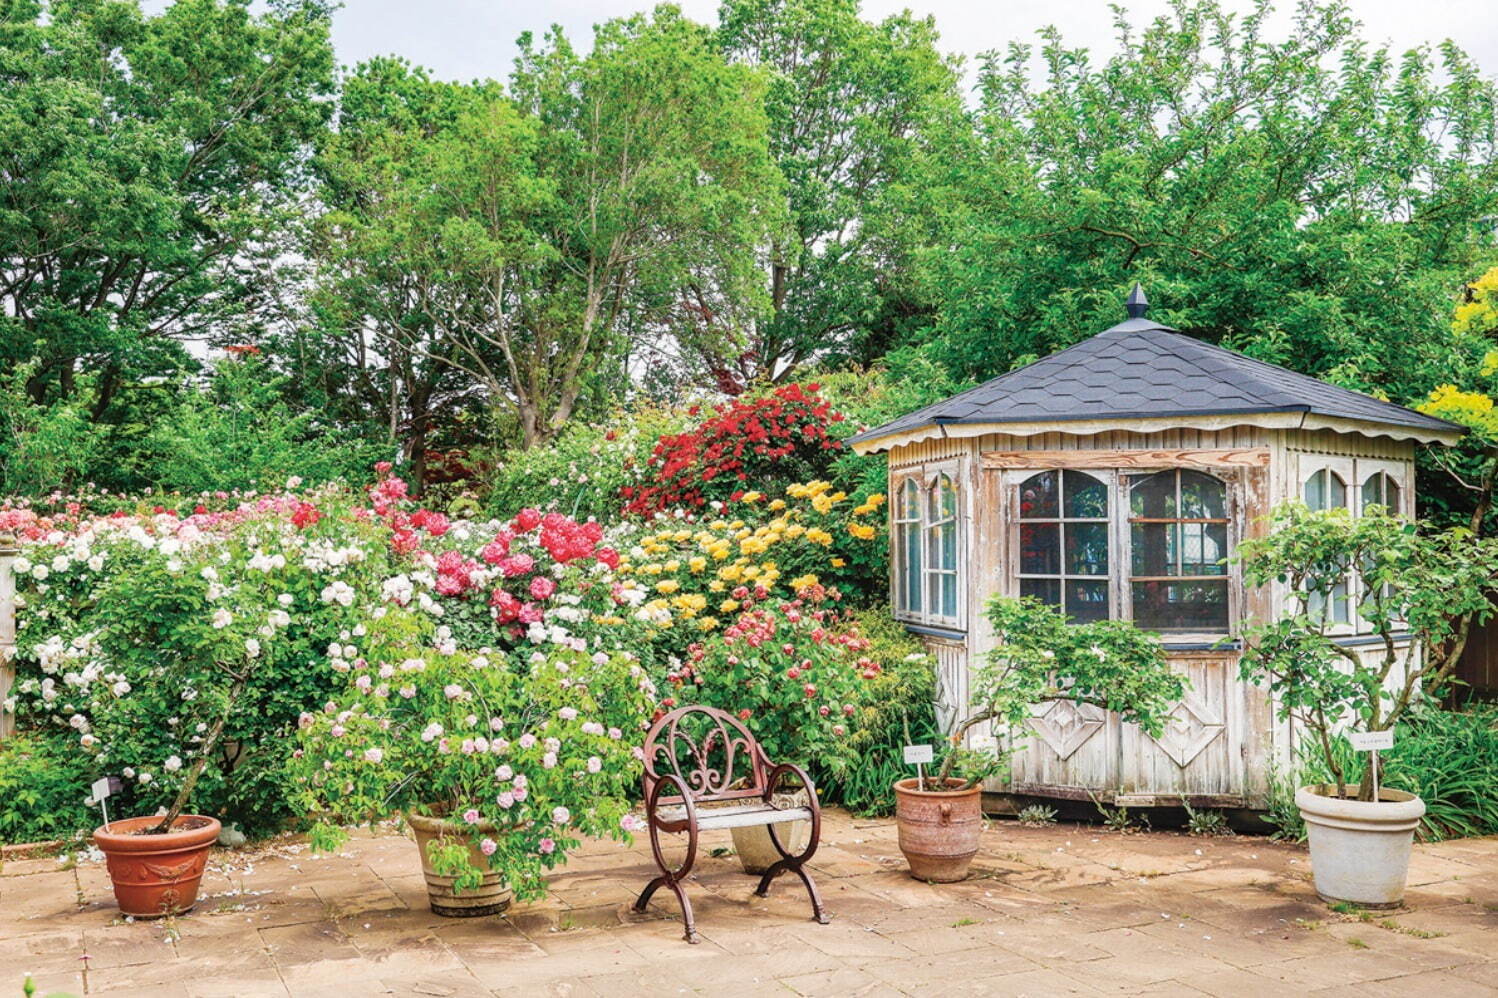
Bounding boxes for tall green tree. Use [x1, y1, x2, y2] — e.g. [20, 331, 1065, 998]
[0, 0, 336, 426]
[710, 0, 963, 389]
[915, 0, 1498, 407]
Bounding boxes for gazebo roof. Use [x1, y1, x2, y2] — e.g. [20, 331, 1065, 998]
[850, 292, 1464, 454]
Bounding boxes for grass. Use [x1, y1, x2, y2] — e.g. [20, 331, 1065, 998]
[1346, 936, 1369, 949]
[951, 917, 978, 927]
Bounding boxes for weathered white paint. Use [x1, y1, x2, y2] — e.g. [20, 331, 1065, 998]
[882, 421, 1423, 809]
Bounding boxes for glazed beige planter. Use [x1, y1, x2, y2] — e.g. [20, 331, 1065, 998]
[731, 788, 811, 874]
[407, 813, 512, 917]
[1296, 784, 1424, 908]
[893, 777, 983, 883]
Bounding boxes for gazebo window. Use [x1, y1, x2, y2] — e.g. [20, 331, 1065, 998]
[1017, 470, 1110, 623]
[1361, 472, 1401, 514]
[892, 471, 963, 627]
[1303, 469, 1351, 625]
[894, 478, 923, 615]
[1126, 470, 1229, 632]
[925, 475, 959, 620]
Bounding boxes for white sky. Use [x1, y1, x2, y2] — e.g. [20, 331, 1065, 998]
[323, 0, 1498, 91]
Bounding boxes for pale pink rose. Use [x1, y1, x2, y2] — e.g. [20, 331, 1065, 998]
[480, 837, 497, 856]
[542, 752, 557, 769]
[551, 806, 570, 825]
[364, 748, 383, 763]
[463, 809, 480, 824]
[587, 756, 602, 774]
[558, 707, 577, 721]
[497, 791, 515, 809]
[518, 733, 537, 749]
[538, 837, 556, 855]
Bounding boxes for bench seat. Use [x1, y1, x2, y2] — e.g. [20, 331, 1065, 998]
[655, 802, 813, 832]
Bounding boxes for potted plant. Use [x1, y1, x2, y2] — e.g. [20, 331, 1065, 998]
[896, 596, 1186, 882]
[1237, 502, 1498, 907]
[292, 606, 655, 915]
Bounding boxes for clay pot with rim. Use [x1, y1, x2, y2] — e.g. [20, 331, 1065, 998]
[407, 812, 513, 917]
[1296, 784, 1425, 908]
[893, 777, 984, 882]
[93, 814, 221, 918]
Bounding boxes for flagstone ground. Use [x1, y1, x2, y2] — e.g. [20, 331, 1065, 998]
[3, 810, 1496, 996]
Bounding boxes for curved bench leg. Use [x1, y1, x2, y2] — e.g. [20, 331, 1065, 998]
[635, 818, 701, 944]
[751, 823, 829, 925]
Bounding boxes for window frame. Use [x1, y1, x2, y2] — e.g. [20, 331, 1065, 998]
[890, 462, 965, 630]
[1353, 458, 1411, 634]
[1014, 468, 1119, 625]
[1300, 459, 1356, 634]
[1004, 465, 1239, 640]
[1121, 468, 1234, 635]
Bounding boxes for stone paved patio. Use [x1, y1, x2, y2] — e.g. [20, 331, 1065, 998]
[3, 810, 1497, 996]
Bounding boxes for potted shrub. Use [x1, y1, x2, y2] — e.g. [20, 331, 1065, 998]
[291, 606, 655, 915]
[668, 585, 877, 873]
[896, 596, 1186, 882]
[1237, 502, 1498, 907]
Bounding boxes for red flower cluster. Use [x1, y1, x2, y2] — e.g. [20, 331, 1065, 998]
[621, 383, 845, 516]
[290, 502, 322, 530]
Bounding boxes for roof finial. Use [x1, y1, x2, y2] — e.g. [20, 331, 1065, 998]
[1125, 283, 1149, 319]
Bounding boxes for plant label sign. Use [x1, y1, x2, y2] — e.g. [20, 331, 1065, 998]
[1347, 730, 1394, 752]
[902, 744, 933, 765]
[89, 776, 114, 805]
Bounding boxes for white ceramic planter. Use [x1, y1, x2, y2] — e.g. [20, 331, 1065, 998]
[730, 787, 810, 874]
[1296, 784, 1424, 908]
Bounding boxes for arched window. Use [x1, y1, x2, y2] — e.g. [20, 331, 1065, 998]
[894, 478, 923, 615]
[1361, 472, 1401, 515]
[926, 474, 959, 620]
[1017, 470, 1110, 623]
[1304, 468, 1350, 625]
[1126, 469, 1229, 632]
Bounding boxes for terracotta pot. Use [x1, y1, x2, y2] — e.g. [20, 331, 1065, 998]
[893, 777, 983, 883]
[93, 815, 221, 918]
[1297, 784, 1425, 908]
[731, 787, 811, 874]
[407, 812, 512, 917]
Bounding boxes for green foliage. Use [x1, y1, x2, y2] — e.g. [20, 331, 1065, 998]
[912, 0, 1498, 414]
[134, 357, 380, 494]
[1016, 804, 1057, 827]
[817, 608, 939, 815]
[0, 733, 97, 844]
[484, 402, 693, 523]
[1237, 502, 1498, 799]
[0, 363, 105, 496]
[935, 597, 1186, 788]
[1182, 800, 1232, 837]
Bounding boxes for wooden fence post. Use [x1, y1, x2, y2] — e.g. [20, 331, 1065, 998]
[1, 532, 16, 740]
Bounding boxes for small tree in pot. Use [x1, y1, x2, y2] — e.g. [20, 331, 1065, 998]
[895, 596, 1186, 882]
[1237, 501, 1498, 906]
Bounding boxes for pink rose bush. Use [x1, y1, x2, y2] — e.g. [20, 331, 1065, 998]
[290, 606, 655, 901]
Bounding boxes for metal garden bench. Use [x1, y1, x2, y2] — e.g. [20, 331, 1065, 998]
[632, 704, 830, 943]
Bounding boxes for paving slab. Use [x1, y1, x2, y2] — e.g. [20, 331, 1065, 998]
[3, 811, 1495, 996]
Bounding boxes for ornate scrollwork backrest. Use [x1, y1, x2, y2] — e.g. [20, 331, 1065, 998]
[642, 705, 768, 804]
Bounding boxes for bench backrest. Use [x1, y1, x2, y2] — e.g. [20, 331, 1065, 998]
[641, 704, 768, 805]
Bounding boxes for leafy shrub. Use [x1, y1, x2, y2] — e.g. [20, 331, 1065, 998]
[0, 733, 97, 843]
[291, 608, 655, 901]
[621, 383, 844, 516]
[484, 401, 692, 523]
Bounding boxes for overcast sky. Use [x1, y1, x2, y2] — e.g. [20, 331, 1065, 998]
[319, 0, 1497, 91]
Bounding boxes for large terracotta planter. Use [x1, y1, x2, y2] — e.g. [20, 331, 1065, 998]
[93, 815, 221, 918]
[731, 787, 811, 874]
[407, 812, 512, 917]
[1297, 784, 1425, 908]
[893, 777, 983, 883]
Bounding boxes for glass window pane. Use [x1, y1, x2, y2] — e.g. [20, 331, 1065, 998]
[939, 477, 957, 520]
[1063, 471, 1108, 518]
[941, 521, 956, 571]
[1304, 470, 1325, 510]
[1021, 577, 1060, 608]
[1065, 522, 1109, 576]
[941, 572, 957, 618]
[1306, 470, 1346, 511]
[1131, 523, 1176, 577]
[1131, 579, 1228, 631]
[1179, 471, 1226, 519]
[1386, 478, 1401, 513]
[1066, 580, 1109, 623]
[903, 524, 921, 612]
[1362, 473, 1400, 514]
[1179, 522, 1227, 575]
[1129, 470, 1176, 518]
[900, 479, 921, 519]
[1328, 473, 1346, 509]
[1020, 523, 1060, 575]
[1019, 472, 1058, 519]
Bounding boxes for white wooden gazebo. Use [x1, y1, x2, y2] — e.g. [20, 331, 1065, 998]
[851, 287, 1463, 809]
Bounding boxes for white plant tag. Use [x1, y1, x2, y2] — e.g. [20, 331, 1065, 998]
[1347, 730, 1394, 751]
[902, 744, 933, 765]
[90, 776, 113, 805]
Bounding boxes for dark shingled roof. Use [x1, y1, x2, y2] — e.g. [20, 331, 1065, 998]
[851, 316, 1463, 446]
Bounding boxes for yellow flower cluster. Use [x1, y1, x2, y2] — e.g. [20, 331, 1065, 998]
[1453, 266, 1498, 337]
[619, 481, 884, 635]
[1418, 384, 1498, 441]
